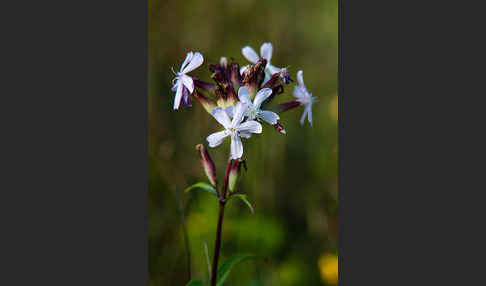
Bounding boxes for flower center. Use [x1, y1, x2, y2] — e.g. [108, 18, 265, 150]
[247, 106, 259, 120]
[228, 127, 237, 134]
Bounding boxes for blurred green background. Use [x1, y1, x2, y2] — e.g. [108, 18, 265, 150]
[149, 0, 338, 285]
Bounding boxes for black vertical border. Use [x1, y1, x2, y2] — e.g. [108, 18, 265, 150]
[1, 0, 148, 284]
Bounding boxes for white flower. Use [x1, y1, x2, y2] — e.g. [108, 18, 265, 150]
[293, 70, 316, 126]
[206, 102, 262, 159]
[237, 86, 280, 125]
[171, 51, 204, 110]
[241, 43, 282, 82]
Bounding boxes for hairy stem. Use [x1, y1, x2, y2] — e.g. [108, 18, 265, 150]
[210, 153, 233, 286]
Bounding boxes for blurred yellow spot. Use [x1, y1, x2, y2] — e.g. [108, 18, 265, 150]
[318, 253, 338, 285]
[329, 95, 338, 121]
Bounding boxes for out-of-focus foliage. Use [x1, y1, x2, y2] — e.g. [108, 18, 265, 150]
[149, 0, 338, 285]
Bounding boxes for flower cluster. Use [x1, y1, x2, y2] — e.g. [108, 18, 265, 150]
[171, 42, 316, 159]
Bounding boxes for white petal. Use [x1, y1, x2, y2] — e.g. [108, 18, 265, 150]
[260, 42, 273, 61]
[267, 64, 281, 75]
[238, 120, 262, 134]
[258, 110, 280, 125]
[300, 107, 308, 125]
[180, 52, 194, 72]
[237, 86, 251, 104]
[173, 81, 183, 110]
[230, 134, 243, 159]
[207, 130, 230, 147]
[307, 104, 313, 126]
[210, 107, 232, 129]
[181, 52, 204, 74]
[242, 46, 259, 63]
[297, 70, 305, 87]
[239, 131, 252, 139]
[293, 85, 307, 100]
[180, 74, 194, 93]
[253, 88, 273, 108]
[224, 106, 234, 118]
[231, 102, 247, 127]
[240, 65, 249, 75]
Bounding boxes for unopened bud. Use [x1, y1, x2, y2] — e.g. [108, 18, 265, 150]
[193, 78, 216, 94]
[196, 144, 217, 187]
[193, 89, 217, 114]
[260, 69, 290, 105]
[228, 158, 246, 192]
[273, 100, 302, 113]
[230, 60, 242, 89]
[243, 58, 267, 99]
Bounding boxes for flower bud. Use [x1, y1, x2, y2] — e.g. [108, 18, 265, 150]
[272, 100, 302, 113]
[230, 60, 242, 89]
[193, 89, 217, 114]
[228, 158, 246, 192]
[242, 58, 267, 99]
[210, 62, 238, 108]
[196, 144, 218, 187]
[193, 78, 216, 94]
[260, 69, 290, 105]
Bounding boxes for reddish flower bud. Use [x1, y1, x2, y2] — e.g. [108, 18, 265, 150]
[228, 158, 246, 192]
[210, 61, 238, 108]
[193, 78, 216, 94]
[272, 100, 302, 113]
[196, 144, 218, 188]
[243, 58, 267, 99]
[230, 60, 242, 88]
[193, 89, 217, 113]
[260, 69, 291, 105]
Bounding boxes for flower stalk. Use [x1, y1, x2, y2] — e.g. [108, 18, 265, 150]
[210, 152, 233, 286]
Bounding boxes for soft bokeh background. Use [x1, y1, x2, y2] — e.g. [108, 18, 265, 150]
[149, 0, 338, 285]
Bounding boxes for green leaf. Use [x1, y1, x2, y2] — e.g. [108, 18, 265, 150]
[185, 280, 204, 286]
[232, 194, 254, 214]
[216, 254, 257, 286]
[185, 182, 218, 197]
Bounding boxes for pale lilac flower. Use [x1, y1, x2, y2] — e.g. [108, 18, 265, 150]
[241, 43, 282, 82]
[238, 86, 280, 125]
[293, 70, 316, 126]
[171, 51, 204, 110]
[207, 102, 262, 159]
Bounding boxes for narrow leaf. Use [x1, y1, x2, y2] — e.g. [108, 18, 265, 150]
[232, 194, 254, 214]
[185, 280, 204, 286]
[185, 182, 218, 197]
[216, 254, 257, 286]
